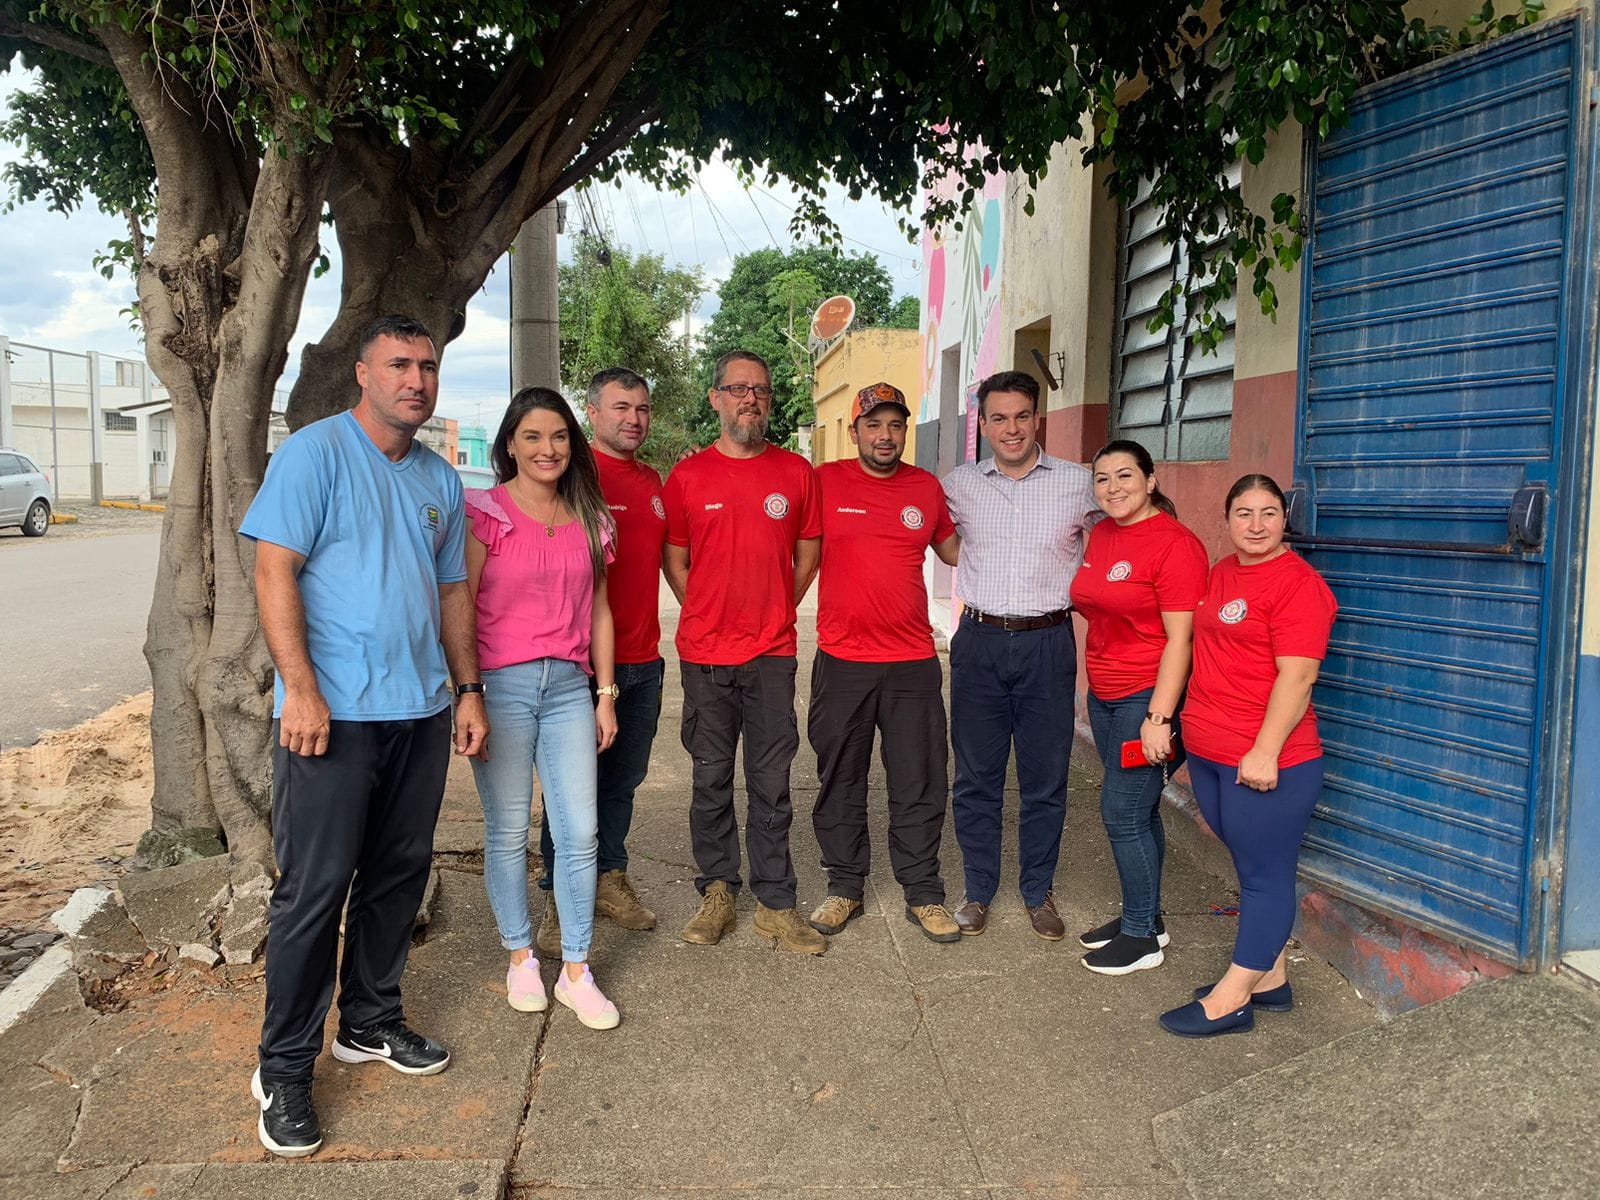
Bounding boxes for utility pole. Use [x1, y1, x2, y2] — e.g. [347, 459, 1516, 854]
[510, 198, 566, 394]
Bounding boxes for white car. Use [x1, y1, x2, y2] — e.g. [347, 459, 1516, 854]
[0, 448, 52, 537]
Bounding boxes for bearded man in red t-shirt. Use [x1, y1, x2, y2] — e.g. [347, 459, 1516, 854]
[806, 383, 963, 944]
[662, 350, 827, 955]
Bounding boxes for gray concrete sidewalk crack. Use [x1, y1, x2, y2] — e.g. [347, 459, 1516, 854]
[87, 1160, 145, 1200]
[506, 989, 558, 1185]
[871, 875, 989, 1191]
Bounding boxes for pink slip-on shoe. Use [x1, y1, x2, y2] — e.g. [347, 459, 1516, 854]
[554, 965, 620, 1030]
[506, 957, 547, 1013]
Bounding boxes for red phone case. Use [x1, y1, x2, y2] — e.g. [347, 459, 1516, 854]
[1120, 739, 1147, 769]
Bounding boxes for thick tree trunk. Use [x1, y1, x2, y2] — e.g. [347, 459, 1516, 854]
[285, 133, 477, 430]
[103, 20, 332, 869]
[141, 154, 332, 867]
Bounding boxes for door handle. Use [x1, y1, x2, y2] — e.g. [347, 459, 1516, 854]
[1508, 483, 1546, 550]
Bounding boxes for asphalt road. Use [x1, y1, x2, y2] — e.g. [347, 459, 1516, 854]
[0, 511, 163, 750]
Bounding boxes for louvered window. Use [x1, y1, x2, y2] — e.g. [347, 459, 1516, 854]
[1112, 161, 1239, 461]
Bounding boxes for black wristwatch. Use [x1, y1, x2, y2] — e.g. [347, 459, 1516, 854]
[1145, 711, 1170, 726]
[455, 682, 485, 697]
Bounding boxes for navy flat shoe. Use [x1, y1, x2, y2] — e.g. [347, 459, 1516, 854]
[1192, 981, 1294, 1012]
[1159, 999, 1255, 1038]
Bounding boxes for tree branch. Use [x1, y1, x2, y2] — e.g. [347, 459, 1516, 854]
[533, 4, 665, 193]
[545, 99, 659, 201]
[463, 0, 662, 201]
[0, 10, 114, 68]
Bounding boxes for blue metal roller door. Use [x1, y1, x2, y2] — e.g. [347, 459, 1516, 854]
[1294, 17, 1591, 963]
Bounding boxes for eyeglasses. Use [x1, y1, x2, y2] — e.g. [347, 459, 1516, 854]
[716, 384, 775, 400]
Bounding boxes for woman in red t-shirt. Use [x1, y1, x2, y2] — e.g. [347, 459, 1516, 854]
[1160, 474, 1338, 1039]
[1070, 441, 1209, 977]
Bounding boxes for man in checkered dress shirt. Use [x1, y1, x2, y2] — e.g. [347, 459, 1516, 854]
[941, 370, 1100, 941]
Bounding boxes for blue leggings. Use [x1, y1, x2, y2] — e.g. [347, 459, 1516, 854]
[1188, 753, 1323, 972]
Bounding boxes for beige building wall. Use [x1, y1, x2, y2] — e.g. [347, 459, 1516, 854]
[810, 328, 920, 465]
[999, 140, 1098, 418]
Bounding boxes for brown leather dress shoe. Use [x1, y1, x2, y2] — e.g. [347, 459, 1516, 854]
[1026, 890, 1066, 941]
[953, 899, 990, 936]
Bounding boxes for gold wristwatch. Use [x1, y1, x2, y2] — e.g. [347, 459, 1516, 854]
[596, 684, 621, 699]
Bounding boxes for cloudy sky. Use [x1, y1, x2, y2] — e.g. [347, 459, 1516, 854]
[0, 64, 924, 429]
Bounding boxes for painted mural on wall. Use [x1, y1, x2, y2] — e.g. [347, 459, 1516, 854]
[919, 169, 1006, 464]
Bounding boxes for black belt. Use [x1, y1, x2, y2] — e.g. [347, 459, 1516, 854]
[964, 607, 1070, 632]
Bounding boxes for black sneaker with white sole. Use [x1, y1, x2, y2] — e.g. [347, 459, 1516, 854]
[1081, 932, 1166, 975]
[1078, 913, 1170, 951]
[332, 1019, 450, 1075]
[251, 1067, 322, 1158]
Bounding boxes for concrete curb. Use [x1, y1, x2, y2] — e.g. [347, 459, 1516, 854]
[98, 499, 166, 512]
[0, 886, 111, 1035]
[48, 511, 78, 525]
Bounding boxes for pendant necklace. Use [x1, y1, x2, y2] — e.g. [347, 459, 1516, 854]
[512, 478, 560, 536]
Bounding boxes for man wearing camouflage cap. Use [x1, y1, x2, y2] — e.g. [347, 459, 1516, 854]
[806, 382, 963, 943]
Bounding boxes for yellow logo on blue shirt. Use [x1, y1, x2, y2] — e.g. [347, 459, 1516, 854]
[420, 502, 442, 532]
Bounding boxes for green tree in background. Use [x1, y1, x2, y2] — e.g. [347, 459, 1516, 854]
[558, 229, 703, 469]
[885, 296, 921, 331]
[697, 246, 916, 446]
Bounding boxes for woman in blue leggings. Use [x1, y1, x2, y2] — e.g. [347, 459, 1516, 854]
[1161, 474, 1338, 1038]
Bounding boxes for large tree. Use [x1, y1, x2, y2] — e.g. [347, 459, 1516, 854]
[0, 0, 1538, 877]
[559, 229, 703, 469]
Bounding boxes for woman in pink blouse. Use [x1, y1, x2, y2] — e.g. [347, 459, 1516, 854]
[467, 387, 621, 1029]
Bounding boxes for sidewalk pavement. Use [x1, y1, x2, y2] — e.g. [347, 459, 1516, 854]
[2, 596, 1595, 1198]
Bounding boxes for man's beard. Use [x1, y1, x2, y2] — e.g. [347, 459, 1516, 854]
[723, 410, 769, 446]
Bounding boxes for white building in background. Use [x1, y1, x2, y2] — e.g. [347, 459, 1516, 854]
[0, 338, 171, 501]
[1, 336, 455, 502]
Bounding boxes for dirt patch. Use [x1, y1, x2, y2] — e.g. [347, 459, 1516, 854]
[0, 691, 152, 928]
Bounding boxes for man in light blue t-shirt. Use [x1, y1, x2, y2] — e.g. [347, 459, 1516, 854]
[238, 314, 487, 1158]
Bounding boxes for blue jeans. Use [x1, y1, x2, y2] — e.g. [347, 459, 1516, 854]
[949, 614, 1076, 907]
[1087, 688, 1168, 938]
[1189, 752, 1323, 971]
[538, 658, 664, 890]
[471, 658, 598, 963]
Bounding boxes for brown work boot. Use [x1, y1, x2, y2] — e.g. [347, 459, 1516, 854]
[681, 880, 736, 945]
[535, 891, 561, 957]
[595, 869, 657, 930]
[754, 903, 828, 955]
[807, 895, 863, 935]
[1026, 890, 1066, 941]
[905, 903, 961, 943]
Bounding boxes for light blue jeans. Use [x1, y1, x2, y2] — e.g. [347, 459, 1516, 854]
[471, 658, 598, 963]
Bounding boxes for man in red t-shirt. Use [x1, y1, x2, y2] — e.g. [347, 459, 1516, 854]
[808, 383, 962, 944]
[662, 350, 826, 955]
[534, 367, 666, 957]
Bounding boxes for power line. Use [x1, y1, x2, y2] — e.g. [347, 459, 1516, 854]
[693, 178, 740, 261]
[622, 179, 650, 255]
[654, 188, 680, 267]
[745, 186, 784, 250]
[751, 183, 920, 267]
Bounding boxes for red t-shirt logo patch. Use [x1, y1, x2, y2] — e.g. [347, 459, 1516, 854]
[650, 495, 666, 520]
[1106, 560, 1133, 582]
[763, 492, 791, 520]
[900, 505, 925, 530]
[1218, 598, 1249, 625]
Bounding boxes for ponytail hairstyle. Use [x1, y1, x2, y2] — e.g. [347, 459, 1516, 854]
[492, 387, 613, 583]
[1223, 472, 1287, 517]
[1091, 439, 1177, 518]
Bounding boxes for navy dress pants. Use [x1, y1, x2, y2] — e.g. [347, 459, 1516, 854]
[949, 614, 1076, 907]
